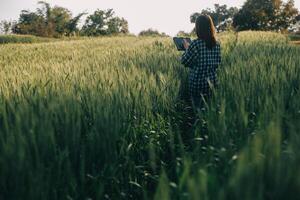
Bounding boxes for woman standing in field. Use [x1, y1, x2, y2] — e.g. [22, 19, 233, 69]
[181, 15, 221, 110]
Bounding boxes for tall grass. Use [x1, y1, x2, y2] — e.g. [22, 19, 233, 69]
[0, 31, 299, 200]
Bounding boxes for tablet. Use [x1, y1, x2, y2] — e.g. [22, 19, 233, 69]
[173, 37, 192, 51]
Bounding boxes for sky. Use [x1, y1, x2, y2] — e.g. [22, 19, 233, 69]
[0, 0, 299, 36]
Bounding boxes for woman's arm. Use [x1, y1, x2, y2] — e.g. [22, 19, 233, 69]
[181, 41, 197, 68]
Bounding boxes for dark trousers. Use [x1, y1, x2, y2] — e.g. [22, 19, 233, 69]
[191, 91, 212, 113]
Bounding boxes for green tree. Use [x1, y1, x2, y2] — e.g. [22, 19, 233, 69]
[51, 7, 72, 35]
[82, 9, 111, 36]
[191, 4, 239, 32]
[107, 17, 129, 34]
[0, 20, 13, 34]
[278, 0, 299, 30]
[119, 18, 129, 34]
[12, 10, 44, 35]
[233, 0, 299, 31]
[12, 1, 85, 37]
[36, 1, 72, 37]
[82, 9, 128, 36]
[66, 12, 87, 36]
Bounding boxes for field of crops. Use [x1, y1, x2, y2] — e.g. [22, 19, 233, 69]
[0, 31, 300, 200]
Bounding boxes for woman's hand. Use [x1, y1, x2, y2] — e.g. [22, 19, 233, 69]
[183, 39, 190, 50]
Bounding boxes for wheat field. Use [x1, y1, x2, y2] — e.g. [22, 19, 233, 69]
[0, 31, 300, 200]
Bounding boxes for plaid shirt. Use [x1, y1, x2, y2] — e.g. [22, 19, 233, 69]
[181, 39, 221, 98]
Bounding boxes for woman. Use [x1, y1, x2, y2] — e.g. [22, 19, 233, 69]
[181, 15, 221, 110]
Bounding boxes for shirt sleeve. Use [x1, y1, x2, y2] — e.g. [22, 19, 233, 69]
[181, 41, 197, 68]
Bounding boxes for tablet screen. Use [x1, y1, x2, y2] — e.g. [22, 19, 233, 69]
[173, 37, 192, 51]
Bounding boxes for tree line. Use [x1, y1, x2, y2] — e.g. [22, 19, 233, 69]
[186, 0, 299, 35]
[0, 1, 129, 37]
[1, 0, 300, 37]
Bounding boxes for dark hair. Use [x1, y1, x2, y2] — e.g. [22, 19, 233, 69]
[195, 15, 217, 49]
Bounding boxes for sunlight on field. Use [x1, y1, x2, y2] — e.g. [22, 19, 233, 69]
[0, 31, 300, 199]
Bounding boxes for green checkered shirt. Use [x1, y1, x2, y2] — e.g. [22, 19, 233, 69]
[181, 39, 221, 97]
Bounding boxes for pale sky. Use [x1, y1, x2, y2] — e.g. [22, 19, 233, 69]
[0, 0, 299, 36]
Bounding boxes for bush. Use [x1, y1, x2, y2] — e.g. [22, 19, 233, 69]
[0, 34, 53, 44]
[289, 33, 300, 41]
[139, 28, 169, 37]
